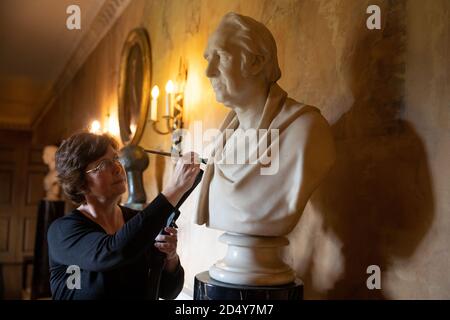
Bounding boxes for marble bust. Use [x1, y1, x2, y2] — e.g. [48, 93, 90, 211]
[195, 12, 336, 285]
[42, 145, 61, 201]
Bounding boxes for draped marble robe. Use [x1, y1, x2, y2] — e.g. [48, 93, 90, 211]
[195, 83, 336, 236]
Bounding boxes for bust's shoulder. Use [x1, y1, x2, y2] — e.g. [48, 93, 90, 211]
[283, 100, 330, 133]
[278, 100, 336, 169]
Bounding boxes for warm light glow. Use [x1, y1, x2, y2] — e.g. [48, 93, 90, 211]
[130, 123, 137, 135]
[151, 85, 160, 98]
[165, 80, 174, 93]
[90, 120, 101, 134]
[106, 114, 120, 137]
[185, 70, 201, 112]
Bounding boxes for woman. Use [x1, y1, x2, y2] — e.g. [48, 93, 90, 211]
[47, 132, 200, 299]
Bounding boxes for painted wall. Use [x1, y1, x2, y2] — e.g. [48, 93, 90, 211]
[34, 0, 449, 299]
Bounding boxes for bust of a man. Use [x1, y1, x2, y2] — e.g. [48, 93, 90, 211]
[196, 12, 336, 237]
[42, 145, 61, 201]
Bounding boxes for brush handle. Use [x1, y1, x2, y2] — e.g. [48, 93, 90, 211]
[144, 149, 208, 164]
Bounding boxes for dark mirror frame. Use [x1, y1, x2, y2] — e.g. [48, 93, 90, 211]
[118, 28, 152, 145]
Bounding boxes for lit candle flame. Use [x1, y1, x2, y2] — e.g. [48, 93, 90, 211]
[165, 80, 174, 93]
[151, 85, 160, 98]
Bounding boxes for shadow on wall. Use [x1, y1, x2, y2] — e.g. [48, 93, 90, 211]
[298, 0, 434, 299]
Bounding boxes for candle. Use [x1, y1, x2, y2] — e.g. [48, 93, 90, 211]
[150, 85, 159, 121]
[165, 80, 174, 116]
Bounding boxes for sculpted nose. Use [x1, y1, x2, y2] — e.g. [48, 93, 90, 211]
[205, 60, 218, 78]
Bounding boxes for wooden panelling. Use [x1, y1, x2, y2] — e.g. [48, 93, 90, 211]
[26, 172, 45, 205]
[0, 147, 15, 164]
[0, 217, 10, 252]
[29, 148, 44, 165]
[0, 130, 33, 298]
[22, 218, 36, 253]
[0, 170, 13, 204]
[1, 264, 22, 299]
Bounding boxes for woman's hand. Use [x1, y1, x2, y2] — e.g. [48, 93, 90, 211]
[162, 152, 201, 206]
[154, 227, 179, 272]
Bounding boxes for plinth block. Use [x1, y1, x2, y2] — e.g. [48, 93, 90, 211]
[194, 271, 303, 300]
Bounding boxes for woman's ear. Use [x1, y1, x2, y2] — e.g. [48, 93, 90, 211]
[79, 181, 90, 196]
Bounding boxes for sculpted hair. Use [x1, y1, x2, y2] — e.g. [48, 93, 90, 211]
[55, 132, 119, 205]
[219, 12, 281, 83]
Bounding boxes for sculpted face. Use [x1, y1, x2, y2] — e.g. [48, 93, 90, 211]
[43, 146, 57, 170]
[204, 27, 251, 107]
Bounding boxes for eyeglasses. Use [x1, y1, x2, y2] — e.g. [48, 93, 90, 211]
[85, 156, 122, 174]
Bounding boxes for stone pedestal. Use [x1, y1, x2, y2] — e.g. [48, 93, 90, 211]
[209, 232, 295, 286]
[31, 200, 65, 299]
[194, 271, 303, 300]
[119, 145, 149, 208]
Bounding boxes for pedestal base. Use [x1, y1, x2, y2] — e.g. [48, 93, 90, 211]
[209, 232, 295, 286]
[194, 271, 303, 300]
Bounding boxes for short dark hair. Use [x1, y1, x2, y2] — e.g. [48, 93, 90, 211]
[55, 131, 119, 205]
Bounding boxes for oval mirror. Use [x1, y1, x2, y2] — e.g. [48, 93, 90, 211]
[118, 28, 151, 145]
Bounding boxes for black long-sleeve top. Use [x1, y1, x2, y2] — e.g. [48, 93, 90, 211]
[47, 193, 184, 300]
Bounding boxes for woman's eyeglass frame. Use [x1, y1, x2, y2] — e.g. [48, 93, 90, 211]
[85, 156, 122, 174]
